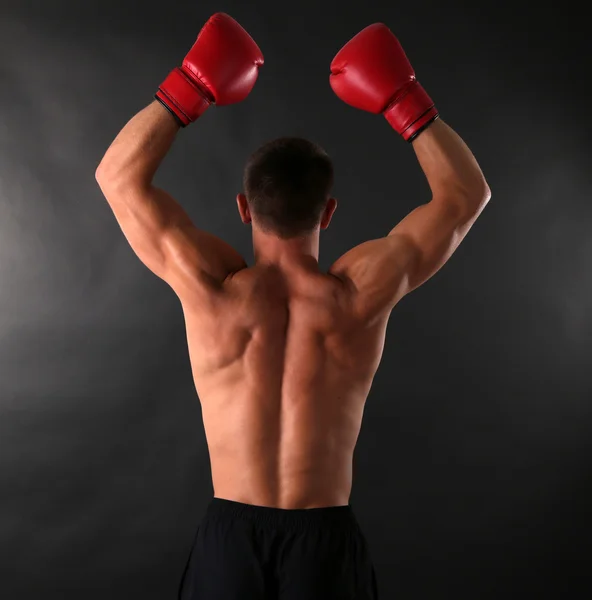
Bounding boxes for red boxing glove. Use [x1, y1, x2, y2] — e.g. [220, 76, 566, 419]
[156, 13, 264, 126]
[330, 24, 438, 142]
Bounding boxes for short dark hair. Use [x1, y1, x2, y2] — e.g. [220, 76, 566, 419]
[243, 137, 334, 239]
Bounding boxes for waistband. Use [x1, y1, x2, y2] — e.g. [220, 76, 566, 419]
[205, 497, 357, 531]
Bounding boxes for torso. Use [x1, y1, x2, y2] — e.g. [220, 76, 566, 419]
[180, 263, 390, 509]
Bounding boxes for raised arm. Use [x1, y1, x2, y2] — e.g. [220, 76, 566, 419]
[95, 13, 263, 300]
[328, 24, 490, 322]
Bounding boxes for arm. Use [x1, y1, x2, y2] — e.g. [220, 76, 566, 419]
[328, 23, 490, 322]
[329, 118, 490, 320]
[95, 101, 246, 298]
[95, 13, 263, 300]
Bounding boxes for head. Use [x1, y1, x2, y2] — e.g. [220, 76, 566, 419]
[237, 137, 337, 246]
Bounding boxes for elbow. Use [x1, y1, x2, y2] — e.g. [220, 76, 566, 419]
[95, 160, 114, 189]
[465, 180, 492, 214]
[95, 167, 109, 195]
[468, 172, 491, 205]
[95, 161, 134, 194]
[479, 182, 492, 215]
[464, 167, 492, 207]
[95, 156, 124, 188]
[95, 159, 150, 193]
[442, 181, 491, 218]
[95, 166, 129, 201]
[470, 183, 491, 215]
[482, 180, 492, 204]
[447, 182, 491, 222]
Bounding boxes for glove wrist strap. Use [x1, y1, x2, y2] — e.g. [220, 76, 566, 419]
[155, 67, 212, 127]
[384, 80, 439, 142]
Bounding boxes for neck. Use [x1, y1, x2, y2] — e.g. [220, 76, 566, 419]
[251, 226, 320, 268]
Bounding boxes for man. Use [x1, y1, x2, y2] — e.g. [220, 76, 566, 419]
[95, 13, 490, 600]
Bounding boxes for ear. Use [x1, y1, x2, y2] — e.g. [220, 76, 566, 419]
[236, 193, 252, 224]
[320, 197, 337, 230]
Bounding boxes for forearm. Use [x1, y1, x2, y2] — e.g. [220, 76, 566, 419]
[411, 119, 491, 207]
[96, 100, 180, 187]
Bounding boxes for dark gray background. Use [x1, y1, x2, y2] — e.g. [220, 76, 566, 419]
[1, 0, 590, 598]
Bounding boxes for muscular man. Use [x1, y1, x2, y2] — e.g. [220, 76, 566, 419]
[96, 13, 490, 600]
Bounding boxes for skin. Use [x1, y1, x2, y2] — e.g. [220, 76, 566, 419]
[96, 101, 490, 509]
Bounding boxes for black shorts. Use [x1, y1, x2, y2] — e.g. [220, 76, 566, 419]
[178, 498, 379, 600]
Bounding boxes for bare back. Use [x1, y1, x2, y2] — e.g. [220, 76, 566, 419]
[181, 263, 389, 509]
[98, 117, 488, 510]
